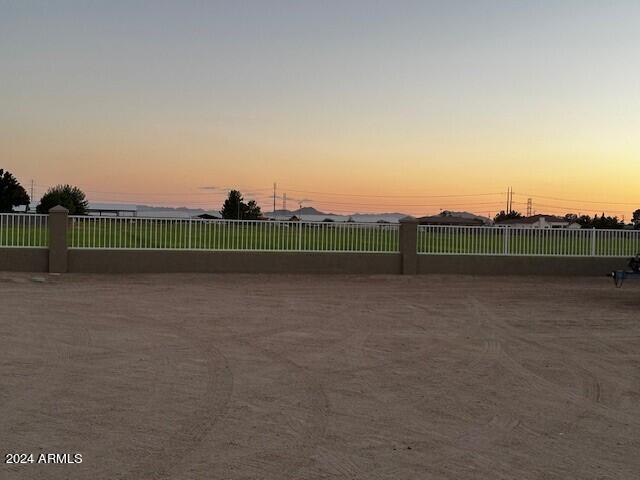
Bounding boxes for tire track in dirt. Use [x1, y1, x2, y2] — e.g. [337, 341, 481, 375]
[49, 319, 187, 469]
[0, 320, 100, 455]
[313, 445, 387, 480]
[119, 326, 234, 480]
[40, 321, 94, 419]
[225, 297, 356, 341]
[564, 332, 640, 409]
[322, 301, 435, 376]
[320, 297, 529, 477]
[403, 300, 529, 459]
[215, 296, 372, 478]
[0, 316, 73, 435]
[66, 326, 176, 420]
[226, 329, 330, 480]
[497, 331, 610, 408]
[560, 330, 640, 414]
[468, 296, 640, 429]
[325, 298, 528, 479]
[413, 299, 532, 461]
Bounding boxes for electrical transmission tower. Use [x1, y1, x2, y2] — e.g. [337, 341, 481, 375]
[526, 198, 532, 216]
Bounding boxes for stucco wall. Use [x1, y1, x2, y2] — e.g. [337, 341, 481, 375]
[417, 254, 629, 276]
[68, 250, 403, 274]
[0, 248, 48, 272]
[0, 246, 632, 277]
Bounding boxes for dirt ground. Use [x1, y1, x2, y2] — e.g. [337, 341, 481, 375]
[1, 273, 639, 479]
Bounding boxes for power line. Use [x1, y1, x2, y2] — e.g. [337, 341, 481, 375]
[279, 187, 505, 199]
[524, 202, 630, 215]
[259, 198, 509, 208]
[510, 201, 630, 215]
[514, 192, 639, 206]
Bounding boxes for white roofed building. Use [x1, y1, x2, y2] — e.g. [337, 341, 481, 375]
[495, 214, 581, 229]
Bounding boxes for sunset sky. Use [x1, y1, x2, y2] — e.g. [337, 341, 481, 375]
[2, 1, 639, 217]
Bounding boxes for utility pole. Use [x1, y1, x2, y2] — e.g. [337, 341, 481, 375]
[509, 187, 514, 213]
[506, 187, 511, 213]
[29, 180, 34, 211]
[273, 182, 276, 214]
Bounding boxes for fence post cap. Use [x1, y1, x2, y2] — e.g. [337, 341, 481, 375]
[399, 216, 418, 224]
[49, 205, 69, 214]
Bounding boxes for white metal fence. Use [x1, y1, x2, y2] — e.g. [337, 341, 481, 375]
[68, 217, 400, 252]
[417, 225, 640, 257]
[0, 213, 48, 248]
[6, 213, 638, 257]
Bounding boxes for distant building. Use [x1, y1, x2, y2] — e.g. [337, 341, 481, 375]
[87, 203, 137, 217]
[195, 213, 220, 220]
[13, 203, 38, 213]
[495, 214, 581, 229]
[417, 212, 486, 226]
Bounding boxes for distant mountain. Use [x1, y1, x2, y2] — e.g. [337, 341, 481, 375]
[136, 205, 206, 213]
[269, 207, 327, 216]
[349, 212, 408, 223]
[297, 206, 326, 215]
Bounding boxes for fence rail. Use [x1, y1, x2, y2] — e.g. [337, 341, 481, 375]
[417, 225, 640, 257]
[68, 217, 400, 253]
[0, 214, 49, 248]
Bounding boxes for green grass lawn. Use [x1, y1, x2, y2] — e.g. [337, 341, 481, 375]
[66, 220, 401, 252]
[417, 229, 640, 256]
[0, 226, 49, 247]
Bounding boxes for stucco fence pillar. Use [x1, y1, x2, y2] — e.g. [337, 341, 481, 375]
[48, 205, 69, 273]
[399, 217, 419, 275]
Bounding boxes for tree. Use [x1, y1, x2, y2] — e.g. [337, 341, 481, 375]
[590, 213, 624, 229]
[576, 213, 624, 229]
[493, 210, 523, 222]
[245, 199, 262, 220]
[0, 169, 30, 212]
[576, 215, 593, 228]
[633, 209, 640, 229]
[219, 190, 262, 220]
[220, 190, 244, 219]
[571, 213, 625, 229]
[37, 184, 88, 214]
